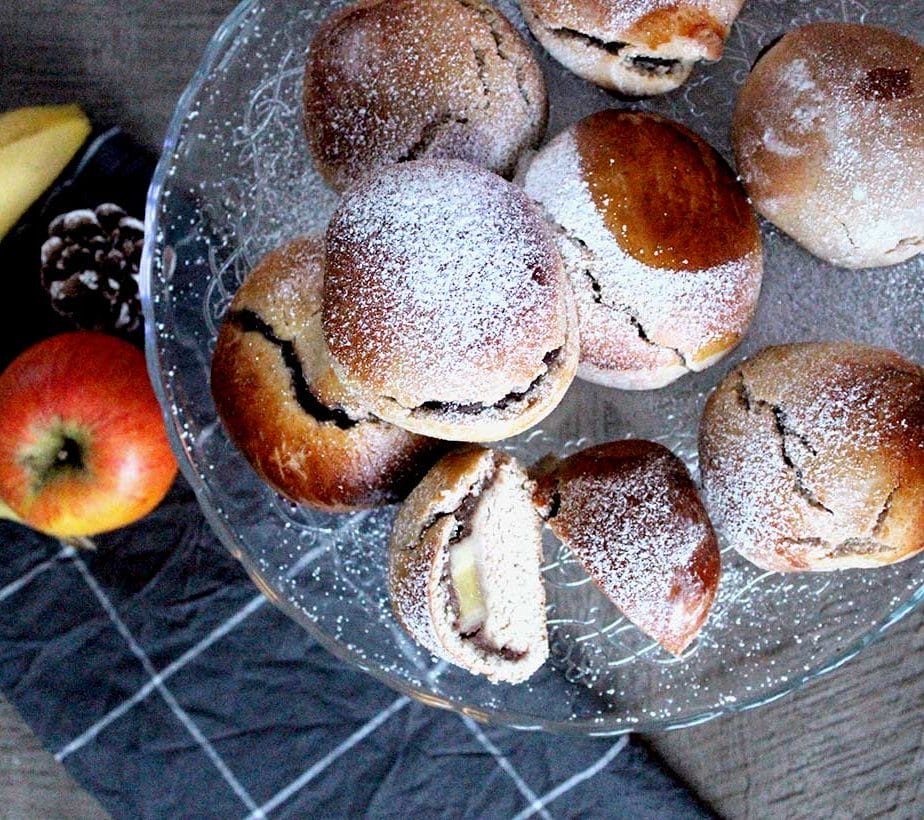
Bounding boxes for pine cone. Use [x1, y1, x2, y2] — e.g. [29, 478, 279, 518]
[40, 204, 145, 339]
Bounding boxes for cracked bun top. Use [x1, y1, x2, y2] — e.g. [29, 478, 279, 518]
[303, 0, 548, 191]
[531, 440, 720, 656]
[211, 236, 447, 511]
[520, 0, 745, 95]
[699, 342, 924, 572]
[521, 109, 762, 390]
[324, 159, 579, 442]
[732, 23, 924, 269]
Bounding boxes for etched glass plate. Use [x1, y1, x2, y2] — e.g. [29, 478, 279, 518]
[141, 0, 924, 734]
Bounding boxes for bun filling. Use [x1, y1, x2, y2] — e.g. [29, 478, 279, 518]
[228, 310, 359, 429]
[437, 456, 537, 661]
[409, 347, 563, 418]
[389, 447, 549, 682]
[548, 27, 683, 77]
[553, 27, 628, 57]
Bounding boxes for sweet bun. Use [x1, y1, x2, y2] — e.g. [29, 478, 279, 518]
[732, 23, 924, 269]
[303, 0, 547, 191]
[699, 342, 924, 572]
[520, 0, 745, 96]
[388, 446, 548, 683]
[211, 236, 446, 511]
[323, 159, 579, 442]
[531, 440, 720, 656]
[522, 109, 762, 390]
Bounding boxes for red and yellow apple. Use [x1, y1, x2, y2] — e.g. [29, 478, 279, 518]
[0, 332, 177, 537]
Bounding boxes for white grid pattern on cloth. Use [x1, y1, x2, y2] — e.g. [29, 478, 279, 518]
[54, 540, 330, 762]
[67, 551, 265, 818]
[510, 736, 631, 820]
[460, 715, 553, 820]
[55, 592, 267, 762]
[244, 696, 411, 820]
[423, 653, 554, 817]
[0, 543, 634, 819]
[0, 545, 74, 603]
[415, 637, 556, 817]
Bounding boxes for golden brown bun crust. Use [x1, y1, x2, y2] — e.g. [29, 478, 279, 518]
[521, 110, 762, 390]
[520, 0, 745, 95]
[732, 23, 924, 269]
[210, 237, 447, 511]
[699, 342, 924, 572]
[532, 440, 720, 655]
[323, 159, 578, 441]
[304, 0, 547, 190]
[574, 110, 759, 271]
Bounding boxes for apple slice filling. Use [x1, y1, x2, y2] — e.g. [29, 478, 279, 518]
[449, 540, 487, 636]
[443, 459, 542, 661]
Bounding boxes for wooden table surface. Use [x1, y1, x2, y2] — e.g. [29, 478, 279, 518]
[1, 2, 922, 818]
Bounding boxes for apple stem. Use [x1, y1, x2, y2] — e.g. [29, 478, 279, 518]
[63, 535, 98, 551]
[0, 502, 97, 550]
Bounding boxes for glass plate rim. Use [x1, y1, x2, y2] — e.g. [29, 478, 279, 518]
[138, 0, 924, 736]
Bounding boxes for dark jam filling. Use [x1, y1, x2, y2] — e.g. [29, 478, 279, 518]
[447, 489, 484, 549]
[553, 27, 681, 75]
[554, 27, 628, 57]
[630, 54, 681, 75]
[230, 310, 358, 430]
[416, 348, 561, 416]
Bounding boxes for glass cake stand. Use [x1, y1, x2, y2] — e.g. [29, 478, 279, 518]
[140, 0, 924, 734]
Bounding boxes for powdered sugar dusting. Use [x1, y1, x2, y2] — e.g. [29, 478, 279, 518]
[700, 342, 924, 571]
[762, 127, 803, 157]
[544, 442, 719, 654]
[734, 23, 924, 267]
[304, 0, 546, 188]
[325, 159, 566, 406]
[522, 126, 761, 381]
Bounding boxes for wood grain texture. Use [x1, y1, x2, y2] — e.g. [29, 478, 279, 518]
[0, 695, 108, 820]
[642, 610, 924, 819]
[0, 0, 238, 150]
[0, 2, 922, 819]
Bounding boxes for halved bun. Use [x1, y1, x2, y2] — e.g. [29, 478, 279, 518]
[532, 440, 720, 655]
[389, 446, 549, 683]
